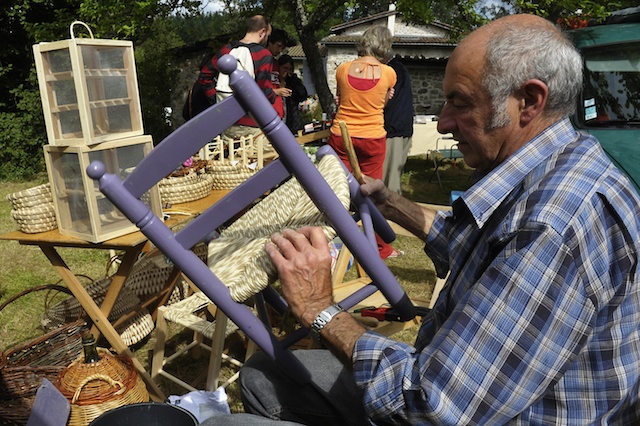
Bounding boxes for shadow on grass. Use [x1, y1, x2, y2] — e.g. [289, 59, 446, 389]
[402, 154, 474, 206]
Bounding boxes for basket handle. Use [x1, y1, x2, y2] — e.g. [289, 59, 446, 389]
[72, 373, 124, 403]
[69, 21, 94, 39]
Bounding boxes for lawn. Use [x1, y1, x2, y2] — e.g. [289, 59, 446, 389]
[0, 153, 473, 409]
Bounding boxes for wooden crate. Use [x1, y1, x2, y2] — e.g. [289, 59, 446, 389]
[44, 135, 162, 243]
[33, 37, 143, 146]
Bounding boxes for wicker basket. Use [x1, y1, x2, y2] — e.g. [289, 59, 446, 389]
[6, 184, 57, 234]
[41, 246, 202, 345]
[0, 320, 88, 425]
[41, 278, 155, 347]
[206, 160, 257, 190]
[54, 348, 149, 426]
[159, 171, 213, 205]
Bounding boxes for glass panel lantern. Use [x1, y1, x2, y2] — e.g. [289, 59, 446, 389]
[33, 34, 143, 146]
[44, 136, 162, 243]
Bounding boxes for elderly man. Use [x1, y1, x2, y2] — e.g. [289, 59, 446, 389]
[202, 14, 640, 425]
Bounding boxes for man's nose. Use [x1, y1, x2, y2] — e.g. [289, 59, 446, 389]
[437, 103, 455, 134]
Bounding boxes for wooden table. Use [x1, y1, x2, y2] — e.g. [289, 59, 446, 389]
[295, 129, 330, 145]
[0, 190, 228, 401]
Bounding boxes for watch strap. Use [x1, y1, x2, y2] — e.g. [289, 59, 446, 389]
[309, 304, 345, 342]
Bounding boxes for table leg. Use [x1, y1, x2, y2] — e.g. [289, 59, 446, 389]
[91, 245, 144, 339]
[39, 245, 166, 402]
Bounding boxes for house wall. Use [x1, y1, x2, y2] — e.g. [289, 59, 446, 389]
[407, 63, 446, 115]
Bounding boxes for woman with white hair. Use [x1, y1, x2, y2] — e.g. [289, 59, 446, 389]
[328, 25, 399, 259]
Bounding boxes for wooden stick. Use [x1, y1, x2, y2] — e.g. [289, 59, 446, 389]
[338, 121, 364, 184]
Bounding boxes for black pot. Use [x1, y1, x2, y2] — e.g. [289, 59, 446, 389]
[88, 402, 198, 426]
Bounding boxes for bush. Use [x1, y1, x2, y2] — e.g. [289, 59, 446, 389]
[0, 73, 47, 181]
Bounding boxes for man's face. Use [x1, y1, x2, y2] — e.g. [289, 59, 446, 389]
[268, 40, 285, 56]
[436, 35, 520, 173]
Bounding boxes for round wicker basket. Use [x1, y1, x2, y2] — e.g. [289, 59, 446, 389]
[207, 160, 257, 190]
[54, 348, 149, 426]
[7, 184, 58, 233]
[159, 172, 213, 205]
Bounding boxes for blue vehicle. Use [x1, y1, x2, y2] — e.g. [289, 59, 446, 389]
[568, 7, 640, 190]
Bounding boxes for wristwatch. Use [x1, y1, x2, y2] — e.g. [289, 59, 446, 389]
[309, 304, 345, 342]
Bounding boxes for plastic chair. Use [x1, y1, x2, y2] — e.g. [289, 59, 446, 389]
[429, 136, 464, 188]
[87, 54, 417, 382]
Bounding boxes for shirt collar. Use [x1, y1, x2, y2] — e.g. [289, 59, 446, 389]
[455, 118, 579, 228]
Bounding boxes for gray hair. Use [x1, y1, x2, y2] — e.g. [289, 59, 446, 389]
[357, 26, 393, 62]
[482, 21, 584, 128]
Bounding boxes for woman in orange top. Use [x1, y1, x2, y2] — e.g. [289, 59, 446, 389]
[328, 25, 399, 258]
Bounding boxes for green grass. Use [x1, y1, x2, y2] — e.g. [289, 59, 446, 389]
[0, 155, 473, 409]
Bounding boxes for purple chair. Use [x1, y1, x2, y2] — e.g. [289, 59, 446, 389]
[87, 55, 416, 382]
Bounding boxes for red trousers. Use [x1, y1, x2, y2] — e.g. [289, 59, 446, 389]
[328, 132, 393, 259]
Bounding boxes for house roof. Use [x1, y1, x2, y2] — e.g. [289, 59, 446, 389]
[286, 44, 327, 59]
[321, 35, 455, 47]
[329, 9, 454, 34]
[329, 9, 397, 33]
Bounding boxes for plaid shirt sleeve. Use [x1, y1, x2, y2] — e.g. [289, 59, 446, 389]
[352, 120, 640, 425]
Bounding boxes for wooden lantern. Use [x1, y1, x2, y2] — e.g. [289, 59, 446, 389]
[44, 135, 162, 243]
[33, 22, 144, 146]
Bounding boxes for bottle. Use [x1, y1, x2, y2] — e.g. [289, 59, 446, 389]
[82, 333, 101, 363]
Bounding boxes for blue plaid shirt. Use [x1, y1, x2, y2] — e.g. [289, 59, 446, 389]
[353, 119, 640, 425]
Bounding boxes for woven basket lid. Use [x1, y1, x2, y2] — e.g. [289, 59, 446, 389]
[54, 348, 146, 406]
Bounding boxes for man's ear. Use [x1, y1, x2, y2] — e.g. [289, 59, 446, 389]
[518, 79, 548, 125]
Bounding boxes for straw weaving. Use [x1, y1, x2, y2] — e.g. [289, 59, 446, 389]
[208, 154, 350, 302]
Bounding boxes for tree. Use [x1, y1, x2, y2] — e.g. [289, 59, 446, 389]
[492, 1, 639, 26]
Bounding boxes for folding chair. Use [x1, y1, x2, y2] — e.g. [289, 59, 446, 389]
[429, 136, 464, 188]
[87, 54, 417, 382]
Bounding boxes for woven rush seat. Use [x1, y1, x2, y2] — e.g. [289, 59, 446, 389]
[161, 292, 239, 338]
[208, 154, 350, 302]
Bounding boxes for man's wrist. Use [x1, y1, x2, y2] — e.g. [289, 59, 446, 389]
[309, 304, 345, 342]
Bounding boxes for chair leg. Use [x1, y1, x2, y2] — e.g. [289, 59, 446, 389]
[205, 309, 229, 391]
[151, 306, 168, 383]
[429, 275, 449, 309]
[332, 243, 353, 287]
[431, 154, 443, 188]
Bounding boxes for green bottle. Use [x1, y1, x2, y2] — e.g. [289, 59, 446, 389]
[81, 333, 101, 363]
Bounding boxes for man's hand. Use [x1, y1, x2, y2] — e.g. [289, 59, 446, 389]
[360, 175, 436, 241]
[274, 87, 292, 97]
[265, 227, 334, 328]
[360, 175, 393, 214]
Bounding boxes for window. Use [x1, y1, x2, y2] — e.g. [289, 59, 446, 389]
[578, 42, 640, 127]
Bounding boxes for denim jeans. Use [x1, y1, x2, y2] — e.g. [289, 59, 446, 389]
[199, 349, 369, 425]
